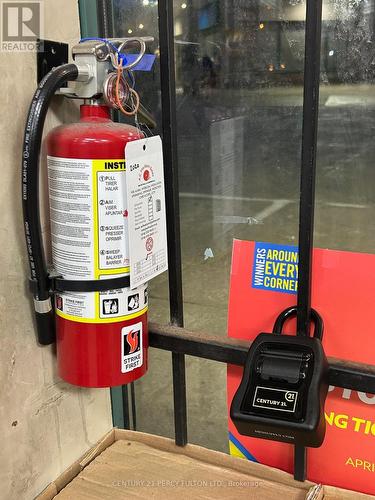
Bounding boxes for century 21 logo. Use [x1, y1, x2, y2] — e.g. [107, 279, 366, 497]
[1, 1, 44, 51]
[285, 391, 296, 402]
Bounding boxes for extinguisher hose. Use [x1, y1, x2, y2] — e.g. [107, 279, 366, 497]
[22, 63, 79, 345]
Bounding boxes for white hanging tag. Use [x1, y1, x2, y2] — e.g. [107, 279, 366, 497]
[125, 135, 168, 289]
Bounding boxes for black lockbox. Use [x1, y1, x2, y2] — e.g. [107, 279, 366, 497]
[230, 308, 328, 448]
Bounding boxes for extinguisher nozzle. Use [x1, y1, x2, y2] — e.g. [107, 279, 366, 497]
[35, 309, 56, 345]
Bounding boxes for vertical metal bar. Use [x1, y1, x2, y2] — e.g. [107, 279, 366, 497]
[96, 0, 114, 38]
[276, 23, 282, 69]
[294, 0, 323, 481]
[96, 0, 120, 123]
[172, 353, 187, 445]
[96, 0, 129, 428]
[297, 0, 323, 337]
[110, 385, 127, 428]
[294, 444, 307, 482]
[78, 0, 99, 38]
[157, 0, 184, 327]
[157, 0, 187, 447]
[130, 382, 137, 430]
[121, 385, 130, 429]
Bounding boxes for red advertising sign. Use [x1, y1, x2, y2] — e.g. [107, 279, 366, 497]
[227, 239, 375, 495]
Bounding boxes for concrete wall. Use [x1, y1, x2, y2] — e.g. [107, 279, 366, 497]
[0, 1, 113, 498]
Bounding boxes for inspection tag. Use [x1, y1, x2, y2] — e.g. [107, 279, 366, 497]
[125, 135, 168, 288]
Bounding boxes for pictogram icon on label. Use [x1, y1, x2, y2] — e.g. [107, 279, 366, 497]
[102, 298, 119, 315]
[121, 322, 143, 373]
[146, 236, 153, 252]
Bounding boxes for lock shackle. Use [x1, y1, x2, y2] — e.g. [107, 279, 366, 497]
[272, 306, 324, 340]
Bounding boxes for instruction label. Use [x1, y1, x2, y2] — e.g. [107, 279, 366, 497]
[48, 156, 147, 323]
[97, 162, 129, 270]
[125, 136, 168, 289]
[47, 157, 94, 279]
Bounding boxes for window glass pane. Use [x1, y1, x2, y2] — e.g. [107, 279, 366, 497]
[113, 0, 305, 335]
[315, 0, 375, 253]
[175, 1, 304, 333]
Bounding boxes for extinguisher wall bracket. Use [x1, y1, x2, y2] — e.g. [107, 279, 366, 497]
[57, 37, 155, 100]
[29, 271, 132, 301]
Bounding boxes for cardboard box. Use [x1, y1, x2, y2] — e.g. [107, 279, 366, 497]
[37, 429, 373, 499]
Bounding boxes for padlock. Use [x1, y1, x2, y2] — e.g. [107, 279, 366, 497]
[230, 307, 328, 447]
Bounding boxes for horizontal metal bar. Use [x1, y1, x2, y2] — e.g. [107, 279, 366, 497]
[149, 322, 375, 394]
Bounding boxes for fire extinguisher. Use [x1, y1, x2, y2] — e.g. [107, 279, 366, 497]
[22, 37, 159, 388]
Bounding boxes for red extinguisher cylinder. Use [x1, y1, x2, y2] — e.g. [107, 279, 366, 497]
[46, 104, 148, 387]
